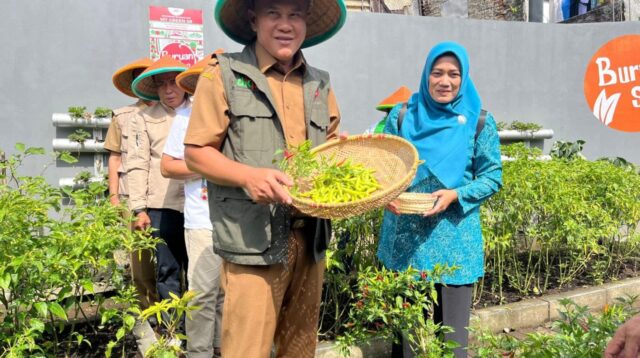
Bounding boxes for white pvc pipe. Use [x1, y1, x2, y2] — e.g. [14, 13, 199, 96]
[52, 113, 111, 128]
[501, 155, 552, 162]
[498, 129, 554, 140]
[58, 176, 104, 188]
[52, 139, 106, 152]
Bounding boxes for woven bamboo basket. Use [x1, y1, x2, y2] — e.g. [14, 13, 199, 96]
[395, 192, 437, 215]
[291, 134, 420, 219]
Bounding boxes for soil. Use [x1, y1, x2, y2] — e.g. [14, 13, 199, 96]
[473, 263, 639, 308]
[40, 322, 138, 358]
[37, 263, 640, 354]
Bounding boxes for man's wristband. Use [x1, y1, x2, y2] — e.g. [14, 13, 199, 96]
[132, 208, 147, 216]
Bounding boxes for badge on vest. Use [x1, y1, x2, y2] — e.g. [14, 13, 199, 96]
[235, 76, 256, 91]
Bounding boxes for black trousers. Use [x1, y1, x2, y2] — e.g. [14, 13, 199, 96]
[391, 283, 473, 358]
[148, 208, 188, 300]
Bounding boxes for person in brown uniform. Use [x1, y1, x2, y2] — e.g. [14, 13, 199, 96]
[104, 57, 159, 354]
[128, 56, 189, 309]
[105, 57, 158, 307]
[183, 0, 346, 357]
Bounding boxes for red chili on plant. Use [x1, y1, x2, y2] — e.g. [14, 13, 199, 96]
[284, 150, 295, 160]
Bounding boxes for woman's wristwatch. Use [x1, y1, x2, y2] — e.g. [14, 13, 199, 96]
[132, 208, 147, 216]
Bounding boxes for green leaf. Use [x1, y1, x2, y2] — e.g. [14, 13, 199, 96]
[58, 151, 78, 164]
[30, 318, 45, 333]
[105, 341, 116, 358]
[48, 302, 68, 321]
[25, 147, 46, 155]
[124, 314, 136, 330]
[0, 272, 10, 289]
[34, 302, 48, 318]
[115, 327, 125, 340]
[81, 280, 95, 294]
[15, 142, 25, 152]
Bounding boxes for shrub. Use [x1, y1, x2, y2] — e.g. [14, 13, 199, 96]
[337, 266, 457, 357]
[0, 144, 157, 356]
[471, 296, 639, 357]
[481, 144, 640, 300]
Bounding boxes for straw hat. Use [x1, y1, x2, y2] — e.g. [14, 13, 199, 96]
[376, 86, 412, 112]
[215, 0, 347, 48]
[112, 58, 154, 98]
[131, 56, 188, 101]
[176, 49, 225, 94]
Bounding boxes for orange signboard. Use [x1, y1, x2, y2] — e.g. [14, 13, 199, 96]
[583, 34, 640, 132]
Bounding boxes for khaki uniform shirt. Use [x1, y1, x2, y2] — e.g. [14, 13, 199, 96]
[127, 101, 187, 212]
[104, 100, 148, 197]
[184, 42, 340, 149]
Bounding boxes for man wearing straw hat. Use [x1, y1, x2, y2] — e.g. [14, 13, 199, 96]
[160, 50, 225, 358]
[128, 56, 189, 316]
[184, 0, 346, 356]
[105, 57, 159, 354]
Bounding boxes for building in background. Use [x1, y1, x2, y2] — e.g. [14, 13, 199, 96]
[348, 0, 638, 22]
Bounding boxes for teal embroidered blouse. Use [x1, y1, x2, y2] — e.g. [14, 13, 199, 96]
[377, 106, 503, 285]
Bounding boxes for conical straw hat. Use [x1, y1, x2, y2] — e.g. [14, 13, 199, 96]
[214, 0, 347, 48]
[376, 86, 412, 112]
[176, 49, 225, 94]
[131, 56, 188, 101]
[112, 58, 154, 98]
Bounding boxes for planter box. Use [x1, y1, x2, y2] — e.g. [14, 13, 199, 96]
[52, 113, 111, 128]
[499, 129, 554, 151]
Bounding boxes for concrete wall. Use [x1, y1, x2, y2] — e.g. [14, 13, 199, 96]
[1, 0, 639, 184]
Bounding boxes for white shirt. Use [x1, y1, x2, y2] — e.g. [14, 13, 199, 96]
[163, 107, 212, 230]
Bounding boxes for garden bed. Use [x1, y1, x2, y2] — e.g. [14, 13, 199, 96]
[2, 142, 639, 357]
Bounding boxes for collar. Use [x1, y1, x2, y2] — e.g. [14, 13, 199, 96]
[158, 97, 190, 114]
[254, 42, 306, 75]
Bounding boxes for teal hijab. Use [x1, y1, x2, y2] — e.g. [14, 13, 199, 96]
[399, 42, 481, 189]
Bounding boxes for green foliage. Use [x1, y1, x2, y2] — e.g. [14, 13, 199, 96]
[481, 143, 640, 300]
[496, 121, 543, 132]
[550, 140, 586, 160]
[471, 297, 639, 357]
[597, 156, 639, 174]
[103, 287, 141, 358]
[73, 170, 93, 185]
[57, 151, 79, 164]
[140, 291, 200, 358]
[0, 144, 158, 356]
[500, 143, 542, 160]
[320, 209, 384, 340]
[68, 106, 89, 120]
[337, 266, 457, 357]
[93, 107, 112, 118]
[68, 129, 91, 144]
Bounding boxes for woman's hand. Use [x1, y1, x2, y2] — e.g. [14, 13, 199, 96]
[386, 199, 401, 215]
[423, 189, 458, 217]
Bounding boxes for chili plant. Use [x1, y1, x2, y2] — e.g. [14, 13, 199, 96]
[471, 296, 638, 357]
[337, 266, 457, 357]
[0, 143, 158, 356]
[481, 143, 640, 302]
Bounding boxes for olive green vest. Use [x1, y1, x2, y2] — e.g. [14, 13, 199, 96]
[209, 44, 332, 265]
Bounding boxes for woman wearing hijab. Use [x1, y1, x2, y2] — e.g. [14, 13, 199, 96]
[378, 41, 503, 357]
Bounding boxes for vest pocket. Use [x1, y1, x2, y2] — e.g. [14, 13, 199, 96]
[209, 189, 272, 254]
[309, 103, 330, 146]
[228, 89, 276, 152]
